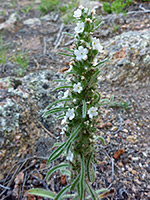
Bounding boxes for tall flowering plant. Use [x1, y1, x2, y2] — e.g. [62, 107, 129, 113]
[28, 6, 110, 200]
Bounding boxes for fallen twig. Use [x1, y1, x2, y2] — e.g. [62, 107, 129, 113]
[37, 121, 57, 139]
[54, 23, 64, 49]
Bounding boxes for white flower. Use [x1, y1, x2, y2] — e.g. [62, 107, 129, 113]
[91, 8, 96, 15]
[91, 37, 103, 52]
[79, 5, 84, 10]
[92, 57, 98, 66]
[74, 46, 88, 61]
[73, 99, 76, 103]
[75, 22, 84, 34]
[66, 108, 75, 120]
[73, 9, 82, 18]
[61, 116, 67, 125]
[73, 82, 83, 93]
[88, 107, 98, 118]
[62, 90, 69, 99]
[66, 150, 73, 162]
[60, 127, 66, 135]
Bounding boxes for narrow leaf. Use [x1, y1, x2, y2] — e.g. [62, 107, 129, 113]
[86, 189, 108, 199]
[28, 188, 56, 199]
[63, 47, 74, 53]
[61, 194, 76, 199]
[94, 21, 104, 31]
[43, 107, 69, 118]
[60, 169, 71, 177]
[95, 58, 109, 67]
[89, 69, 100, 85]
[53, 142, 62, 147]
[86, 153, 92, 182]
[47, 142, 66, 165]
[52, 85, 73, 91]
[46, 163, 70, 182]
[80, 154, 85, 200]
[49, 123, 83, 163]
[94, 136, 105, 145]
[93, 91, 101, 104]
[70, 174, 80, 191]
[58, 52, 74, 57]
[82, 100, 87, 118]
[64, 71, 74, 77]
[46, 98, 71, 110]
[86, 182, 97, 200]
[63, 32, 74, 37]
[54, 185, 71, 200]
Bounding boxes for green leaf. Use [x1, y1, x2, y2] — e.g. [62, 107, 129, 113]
[57, 114, 65, 119]
[89, 69, 100, 85]
[52, 85, 73, 91]
[27, 188, 56, 199]
[93, 91, 101, 104]
[70, 174, 80, 191]
[94, 136, 105, 145]
[58, 52, 74, 57]
[80, 154, 85, 200]
[54, 185, 71, 200]
[62, 47, 74, 53]
[95, 58, 109, 67]
[53, 142, 62, 147]
[86, 182, 97, 200]
[47, 142, 66, 165]
[60, 169, 71, 177]
[64, 71, 74, 77]
[86, 153, 92, 182]
[86, 188, 108, 200]
[61, 194, 76, 199]
[46, 163, 70, 182]
[43, 107, 69, 118]
[96, 188, 108, 194]
[82, 100, 87, 118]
[46, 98, 71, 110]
[91, 163, 96, 183]
[63, 32, 74, 37]
[94, 21, 104, 31]
[48, 123, 83, 163]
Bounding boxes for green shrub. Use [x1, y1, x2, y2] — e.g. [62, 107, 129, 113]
[38, 0, 61, 14]
[103, 0, 133, 14]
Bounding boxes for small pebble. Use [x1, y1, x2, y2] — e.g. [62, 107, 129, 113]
[111, 126, 118, 132]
